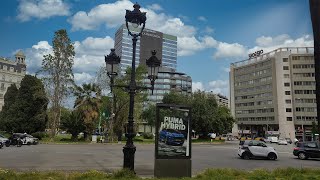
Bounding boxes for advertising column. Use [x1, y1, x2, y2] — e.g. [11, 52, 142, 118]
[154, 103, 191, 178]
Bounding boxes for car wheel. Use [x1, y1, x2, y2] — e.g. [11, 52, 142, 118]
[298, 152, 308, 160]
[242, 152, 251, 160]
[27, 142, 31, 145]
[268, 152, 277, 160]
[0, 143, 3, 149]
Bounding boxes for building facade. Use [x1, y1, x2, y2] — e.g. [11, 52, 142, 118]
[0, 51, 27, 111]
[212, 93, 229, 107]
[114, 25, 191, 103]
[114, 24, 177, 73]
[230, 47, 316, 141]
[146, 67, 192, 103]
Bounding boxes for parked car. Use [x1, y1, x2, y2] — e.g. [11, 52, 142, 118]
[277, 138, 288, 145]
[159, 129, 185, 146]
[0, 134, 9, 145]
[6, 134, 23, 147]
[11, 133, 39, 145]
[238, 140, 278, 160]
[268, 136, 278, 143]
[0, 141, 3, 149]
[285, 138, 292, 144]
[293, 141, 320, 160]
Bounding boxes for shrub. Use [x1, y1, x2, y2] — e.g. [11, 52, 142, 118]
[31, 132, 49, 140]
[142, 132, 153, 139]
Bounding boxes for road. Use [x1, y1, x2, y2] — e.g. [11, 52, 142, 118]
[0, 142, 319, 176]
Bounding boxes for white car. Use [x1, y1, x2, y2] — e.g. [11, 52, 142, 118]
[238, 140, 278, 160]
[277, 138, 288, 145]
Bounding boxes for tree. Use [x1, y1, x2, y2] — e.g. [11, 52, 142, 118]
[160, 91, 235, 138]
[40, 29, 75, 137]
[140, 103, 156, 125]
[73, 83, 102, 140]
[1, 75, 48, 133]
[0, 84, 18, 130]
[111, 65, 148, 140]
[217, 106, 236, 134]
[60, 109, 85, 141]
[190, 91, 218, 137]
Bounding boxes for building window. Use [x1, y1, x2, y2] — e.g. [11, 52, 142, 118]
[286, 108, 292, 112]
[285, 91, 291, 95]
[0, 83, 4, 90]
[285, 99, 291, 104]
[287, 117, 293, 121]
[283, 58, 288, 62]
[284, 82, 290, 87]
[283, 66, 289, 70]
[284, 74, 290, 78]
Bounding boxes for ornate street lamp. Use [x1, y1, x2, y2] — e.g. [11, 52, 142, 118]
[105, 48, 121, 90]
[104, 3, 161, 171]
[146, 50, 161, 94]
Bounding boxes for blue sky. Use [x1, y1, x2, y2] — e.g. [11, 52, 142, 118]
[0, 0, 314, 97]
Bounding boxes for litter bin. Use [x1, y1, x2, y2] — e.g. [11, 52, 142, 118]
[92, 135, 97, 142]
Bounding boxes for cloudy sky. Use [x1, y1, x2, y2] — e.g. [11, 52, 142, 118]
[0, 0, 313, 97]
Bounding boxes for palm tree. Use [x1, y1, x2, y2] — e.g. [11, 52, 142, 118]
[73, 83, 102, 140]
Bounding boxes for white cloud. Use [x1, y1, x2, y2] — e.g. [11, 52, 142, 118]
[73, 36, 114, 74]
[198, 16, 207, 22]
[74, 72, 94, 85]
[147, 4, 163, 11]
[249, 34, 314, 54]
[178, 36, 217, 56]
[208, 80, 229, 96]
[17, 0, 70, 22]
[192, 82, 204, 92]
[204, 26, 214, 34]
[22, 35, 114, 85]
[213, 42, 247, 59]
[68, 0, 132, 31]
[23, 41, 53, 74]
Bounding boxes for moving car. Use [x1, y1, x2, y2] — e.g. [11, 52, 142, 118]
[159, 129, 185, 146]
[238, 140, 278, 160]
[293, 141, 320, 160]
[277, 138, 288, 145]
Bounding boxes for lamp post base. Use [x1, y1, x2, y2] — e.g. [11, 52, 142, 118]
[123, 144, 136, 171]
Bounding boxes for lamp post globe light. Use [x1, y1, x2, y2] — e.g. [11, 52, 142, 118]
[105, 2, 161, 171]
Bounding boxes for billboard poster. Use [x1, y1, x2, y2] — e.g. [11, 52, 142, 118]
[155, 104, 191, 159]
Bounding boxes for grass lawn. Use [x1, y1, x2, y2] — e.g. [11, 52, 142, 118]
[39, 134, 227, 144]
[1, 168, 320, 180]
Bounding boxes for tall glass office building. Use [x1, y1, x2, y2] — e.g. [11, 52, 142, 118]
[114, 25, 191, 103]
[114, 24, 177, 73]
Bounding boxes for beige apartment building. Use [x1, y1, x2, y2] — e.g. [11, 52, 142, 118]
[0, 51, 27, 111]
[230, 47, 316, 141]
